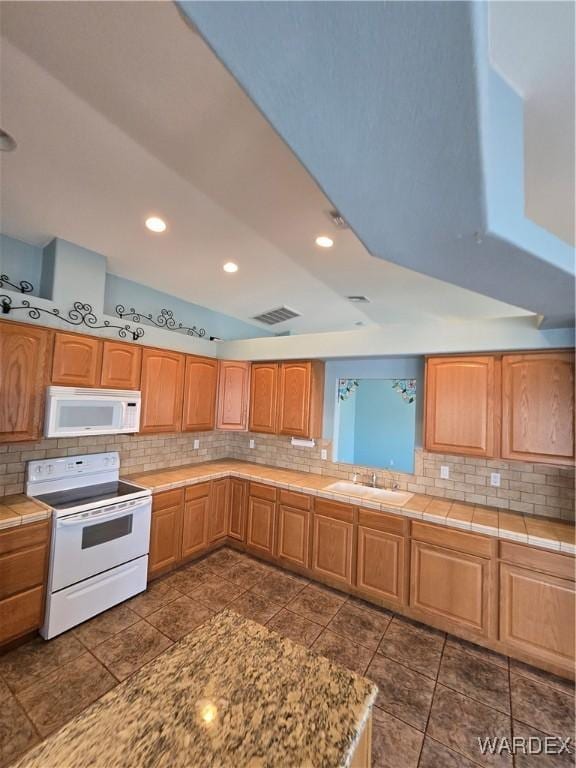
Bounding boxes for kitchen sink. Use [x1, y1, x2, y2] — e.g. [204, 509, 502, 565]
[325, 481, 414, 507]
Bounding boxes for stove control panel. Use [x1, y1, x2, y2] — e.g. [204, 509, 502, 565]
[27, 452, 120, 484]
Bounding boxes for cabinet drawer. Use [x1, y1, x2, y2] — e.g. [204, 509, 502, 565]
[185, 482, 211, 502]
[0, 544, 47, 600]
[499, 541, 575, 582]
[0, 585, 44, 645]
[358, 508, 408, 536]
[0, 520, 50, 556]
[279, 489, 312, 511]
[411, 521, 493, 558]
[153, 488, 184, 512]
[315, 497, 354, 523]
[249, 482, 277, 502]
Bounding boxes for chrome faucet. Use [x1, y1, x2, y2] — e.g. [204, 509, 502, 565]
[370, 472, 377, 488]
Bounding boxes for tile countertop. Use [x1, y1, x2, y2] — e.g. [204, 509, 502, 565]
[13, 609, 377, 768]
[0, 494, 51, 531]
[126, 459, 576, 556]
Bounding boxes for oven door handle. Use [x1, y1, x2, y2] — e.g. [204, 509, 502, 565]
[56, 502, 148, 528]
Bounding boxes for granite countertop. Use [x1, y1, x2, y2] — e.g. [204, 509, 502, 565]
[13, 610, 377, 768]
[0, 494, 51, 531]
[127, 459, 576, 555]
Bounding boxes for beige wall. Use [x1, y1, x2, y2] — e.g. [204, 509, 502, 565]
[1, 430, 573, 521]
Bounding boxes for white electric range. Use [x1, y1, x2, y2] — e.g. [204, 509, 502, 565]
[26, 452, 152, 639]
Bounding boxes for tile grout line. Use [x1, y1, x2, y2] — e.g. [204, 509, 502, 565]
[416, 632, 446, 767]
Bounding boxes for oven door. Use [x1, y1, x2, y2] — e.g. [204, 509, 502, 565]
[51, 497, 152, 592]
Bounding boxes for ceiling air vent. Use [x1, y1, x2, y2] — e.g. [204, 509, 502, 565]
[347, 295, 370, 303]
[327, 209, 349, 229]
[252, 306, 301, 325]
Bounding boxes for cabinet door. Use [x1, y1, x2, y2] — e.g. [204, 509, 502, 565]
[209, 478, 229, 543]
[182, 356, 219, 432]
[502, 352, 574, 465]
[278, 361, 324, 438]
[140, 348, 185, 434]
[277, 505, 311, 568]
[181, 497, 209, 559]
[410, 540, 490, 637]
[249, 363, 278, 434]
[100, 341, 142, 390]
[357, 526, 406, 606]
[500, 563, 575, 673]
[216, 361, 251, 430]
[148, 490, 183, 580]
[425, 356, 498, 457]
[0, 586, 44, 646]
[246, 496, 276, 556]
[52, 332, 102, 387]
[312, 514, 354, 586]
[228, 478, 247, 541]
[0, 321, 50, 442]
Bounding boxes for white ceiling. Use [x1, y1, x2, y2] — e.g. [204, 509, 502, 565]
[0, 1, 531, 334]
[489, 1, 575, 246]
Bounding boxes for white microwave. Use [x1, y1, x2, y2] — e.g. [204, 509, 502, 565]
[45, 387, 141, 438]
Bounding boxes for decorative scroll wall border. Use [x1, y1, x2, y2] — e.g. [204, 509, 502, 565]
[115, 305, 207, 338]
[0, 276, 144, 340]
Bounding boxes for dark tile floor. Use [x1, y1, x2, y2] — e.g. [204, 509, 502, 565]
[0, 548, 574, 768]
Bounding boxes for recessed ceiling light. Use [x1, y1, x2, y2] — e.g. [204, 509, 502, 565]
[315, 235, 334, 248]
[145, 216, 167, 233]
[223, 262, 238, 273]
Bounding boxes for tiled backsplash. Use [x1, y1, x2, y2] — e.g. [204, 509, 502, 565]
[1, 430, 574, 521]
[0, 432, 229, 497]
[226, 432, 575, 521]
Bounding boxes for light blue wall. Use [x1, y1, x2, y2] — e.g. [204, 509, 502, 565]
[323, 357, 424, 445]
[0, 234, 44, 296]
[104, 274, 272, 341]
[352, 380, 416, 472]
[336, 390, 356, 464]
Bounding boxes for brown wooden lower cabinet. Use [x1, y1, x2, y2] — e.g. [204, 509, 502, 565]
[228, 478, 247, 541]
[148, 489, 184, 579]
[410, 539, 492, 638]
[312, 513, 354, 586]
[276, 505, 311, 568]
[246, 496, 276, 557]
[500, 562, 575, 672]
[356, 526, 406, 606]
[208, 479, 230, 543]
[0, 520, 50, 645]
[182, 496, 210, 560]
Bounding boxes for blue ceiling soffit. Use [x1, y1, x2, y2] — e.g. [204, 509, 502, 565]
[179, 1, 574, 328]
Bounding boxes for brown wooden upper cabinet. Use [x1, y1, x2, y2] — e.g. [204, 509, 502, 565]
[501, 352, 575, 465]
[249, 362, 279, 433]
[182, 355, 218, 432]
[278, 361, 324, 438]
[140, 348, 185, 434]
[52, 331, 102, 387]
[425, 351, 575, 464]
[100, 341, 141, 390]
[0, 321, 51, 443]
[425, 355, 498, 458]
[249, 360, 325, 438]
[216, 360, 251, 431]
